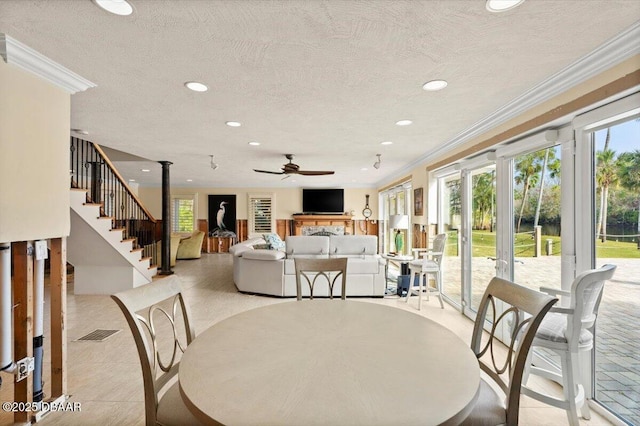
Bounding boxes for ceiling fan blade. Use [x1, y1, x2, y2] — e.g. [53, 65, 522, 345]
[253, 169, 285, 175]
[296, 170, 335, 176]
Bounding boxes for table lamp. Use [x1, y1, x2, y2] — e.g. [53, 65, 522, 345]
[389, 214, 409, 254]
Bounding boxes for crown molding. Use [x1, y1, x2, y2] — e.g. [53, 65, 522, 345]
[0, 33, 96, 94]
[377, 21, 640, 189]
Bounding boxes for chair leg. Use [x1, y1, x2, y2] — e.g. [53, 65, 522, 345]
[418, 272, 424, 310]
[436, 270, 444, 309]
[424, 273, 430, 301]
[561, 352, 580, 426]
[405, 271, 412, 303]
[572, 351, 591, 420]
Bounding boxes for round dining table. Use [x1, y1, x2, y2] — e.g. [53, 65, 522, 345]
[179, 300, 480, 426]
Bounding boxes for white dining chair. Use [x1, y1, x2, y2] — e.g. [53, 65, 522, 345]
[405, 233, 447, 309]
[522, 264, 616, 426]
[111, 276, 202, 426]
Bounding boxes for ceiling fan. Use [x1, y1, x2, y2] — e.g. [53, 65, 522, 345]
[254, 154, 335, 176]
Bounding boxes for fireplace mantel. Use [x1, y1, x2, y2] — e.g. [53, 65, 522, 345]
[292, 214, 354, 235]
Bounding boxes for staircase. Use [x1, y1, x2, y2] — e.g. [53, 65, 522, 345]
[67, 137, 160, 295]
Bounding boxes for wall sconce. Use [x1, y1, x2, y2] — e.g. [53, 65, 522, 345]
[373, 154, 382, 169]
[210, 155, 219, 170]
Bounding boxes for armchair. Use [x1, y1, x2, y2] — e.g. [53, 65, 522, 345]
[522, 264, 617, 426]
[176, 230, 205, 260]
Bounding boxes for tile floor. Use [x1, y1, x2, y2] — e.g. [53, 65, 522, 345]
[0, 253, 619, 425]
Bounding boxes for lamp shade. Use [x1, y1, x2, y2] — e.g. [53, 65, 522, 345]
[389, 214, 409, 230]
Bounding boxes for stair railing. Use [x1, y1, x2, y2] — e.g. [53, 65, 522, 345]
[70, 137, 160, 265]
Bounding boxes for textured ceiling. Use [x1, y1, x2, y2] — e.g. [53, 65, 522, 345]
[1, 1, 639, 188]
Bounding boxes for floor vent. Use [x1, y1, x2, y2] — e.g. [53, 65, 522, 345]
[76, 329, 121, 342]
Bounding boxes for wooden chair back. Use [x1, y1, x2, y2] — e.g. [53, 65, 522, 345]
[471, 277, 557, 425]
[294, 257, 348, 300]
[111, 276, 195, 426]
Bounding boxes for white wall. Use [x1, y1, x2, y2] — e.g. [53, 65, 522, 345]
[0, 60, 70, 242]
[138, 186, 377, 221]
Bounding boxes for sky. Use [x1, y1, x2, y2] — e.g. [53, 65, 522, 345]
[595, 118, 640, 152]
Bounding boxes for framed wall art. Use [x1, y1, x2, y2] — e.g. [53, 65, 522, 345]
[413, 187, 424, 216]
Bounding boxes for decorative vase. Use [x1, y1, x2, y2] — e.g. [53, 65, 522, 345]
[395, 230, 404, 254]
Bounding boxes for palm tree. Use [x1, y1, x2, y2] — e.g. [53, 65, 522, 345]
[617, 150, 640, 240]
[595, 129, 618, 242]
[533, 147, 561, 228]
[472, 171, 495, 230]
[514, 153, 541, 233]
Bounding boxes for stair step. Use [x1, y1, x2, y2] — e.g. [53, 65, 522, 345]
[71, 188, 88, 192]
[140, 256, 152, 262]
[110, 228, 125, 233]
[83, 203, 102, 207]
[98, 216, 114, 220]
[149, 264, 158, 270]
[122, 238, 136, 243]
[131, 248, 144, 254]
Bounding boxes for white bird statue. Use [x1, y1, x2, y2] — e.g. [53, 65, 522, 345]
[216, 201, 228, 230]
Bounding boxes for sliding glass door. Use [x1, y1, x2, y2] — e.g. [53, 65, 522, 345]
[438, 172, 462, 305]
[576, 100, 640, 425]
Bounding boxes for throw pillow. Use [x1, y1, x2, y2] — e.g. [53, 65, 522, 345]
[263, 233, 285, 251]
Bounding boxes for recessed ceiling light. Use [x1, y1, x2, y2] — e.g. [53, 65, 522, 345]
[184, 81, 208, 92]
[128, 179, 135, 182]
[395, 120, 413, 126]
[226, 121, 241, 127]
[423, 80, 448, 91]
[361, 168, 368, 171]
[381, 141, 394, 145]
[186, 179, 193, 182]
[94, 0, 133, 16]
[141, 169, 150, 172]
[291, 179, 297, 183]
[248, 141, 261, 146]
[486, 0, 525, 12]
[71, 128, 89, 135]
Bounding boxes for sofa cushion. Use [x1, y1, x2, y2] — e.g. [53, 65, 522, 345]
[330, 235, 377, 255]
[229, 244, 253, 257]
[229, 237, 266, 256]
[242, 249, 286, 261]
[342, 258, 380, 274]
[285, 236, 330, 257]
[263, 233, 285, 250]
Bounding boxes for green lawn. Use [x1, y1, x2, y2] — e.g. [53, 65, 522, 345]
[443, 230, 640, 259]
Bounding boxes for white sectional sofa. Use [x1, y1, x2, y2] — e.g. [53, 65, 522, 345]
[229, 235, 385, 297]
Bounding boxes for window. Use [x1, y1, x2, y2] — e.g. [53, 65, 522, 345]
[248, 193, 275, 237]
[171, 194, 196, 233]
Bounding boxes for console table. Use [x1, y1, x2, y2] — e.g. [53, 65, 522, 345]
[292, 214, 354, 235]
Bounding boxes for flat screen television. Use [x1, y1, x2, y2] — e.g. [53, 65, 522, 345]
[302, 188, 344, 214]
